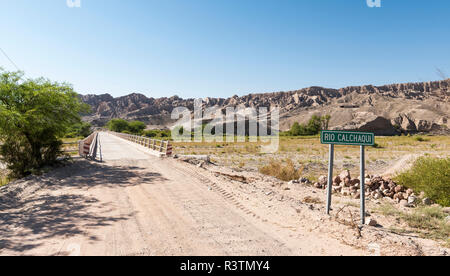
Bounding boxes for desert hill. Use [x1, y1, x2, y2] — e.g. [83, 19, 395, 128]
[81, 79, 450, 135]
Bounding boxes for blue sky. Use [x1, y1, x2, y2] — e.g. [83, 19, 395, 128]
[0, 0, 449, 98]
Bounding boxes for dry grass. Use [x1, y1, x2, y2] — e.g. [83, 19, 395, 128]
[174, 135, 450, 177]
[303, 196, 323, 204]
[259, 159, 303, 181]
[0, 173, 9, 187]
[376, 203, 450, 246]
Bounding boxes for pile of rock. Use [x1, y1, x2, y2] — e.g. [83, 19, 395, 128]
[313, 170, 428, 207]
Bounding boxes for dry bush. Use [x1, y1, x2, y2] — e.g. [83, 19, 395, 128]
[259, 159, 303, 181]
[303, 196, 322, 204]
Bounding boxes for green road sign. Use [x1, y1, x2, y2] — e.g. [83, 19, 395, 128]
[321, 130, 375, 146]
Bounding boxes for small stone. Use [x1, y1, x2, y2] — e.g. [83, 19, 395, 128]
[314, 183, 322, 189]
[318, 176, 328, 186]
[394, 185, 404, 193]
[354, 193, 361, 199]
[344, 178, 352, 187]
[408, 196, 417, 205]
[299, 177, 311, 184]
[443, 207, 450, 214]
[423, 198, 432, 205]
[393, 193, 404, 201]
[366, 218, 378, 227]
[339, 170, 351, 180]
[333, 176, 341, 185]
[406, 189, 414, 196]
[374, 193, 382, 200]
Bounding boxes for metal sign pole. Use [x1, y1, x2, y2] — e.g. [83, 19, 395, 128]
[360, 145, 366, 225]
[326, 144, 334, 215]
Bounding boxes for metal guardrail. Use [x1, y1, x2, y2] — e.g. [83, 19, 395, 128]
[108, 131, 173, 157]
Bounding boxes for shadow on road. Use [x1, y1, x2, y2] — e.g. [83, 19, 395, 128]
[0, 159, 168, 255]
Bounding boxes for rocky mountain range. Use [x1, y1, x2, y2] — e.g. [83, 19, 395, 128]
[81, 79, 450, 135]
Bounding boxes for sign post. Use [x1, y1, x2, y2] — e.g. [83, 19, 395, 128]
[326, 144, 334, 215]
[321, 131, 375, 225]
[360, 145, 366, 225]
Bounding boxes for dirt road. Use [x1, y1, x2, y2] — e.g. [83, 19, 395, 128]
[0, 132, 368, 256]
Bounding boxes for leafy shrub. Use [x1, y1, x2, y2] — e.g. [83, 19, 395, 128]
[143, 129, 171, 139]
[395, 157, 450, 206]
[65, 122, 92, 138]
[259, 159, 303, 181]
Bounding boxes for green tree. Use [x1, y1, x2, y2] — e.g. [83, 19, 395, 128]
[289, 122, 303, 136]
[288, 115, 332, 136]
[306, 115, 322, 135]
[65, 122, 92, 138]
[128, 121, 146, 134]
[106, 119, 129, 133]
[0, 69, 89, 177]
[321, 114, 331, 130]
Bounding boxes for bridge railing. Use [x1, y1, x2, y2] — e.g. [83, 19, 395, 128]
[108, 131, 173, 157]
[79, 132, 99, 159]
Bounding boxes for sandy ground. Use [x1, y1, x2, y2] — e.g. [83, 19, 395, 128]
[0, 133, 447, 256]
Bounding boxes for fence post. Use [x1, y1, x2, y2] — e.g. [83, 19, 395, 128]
[166, 141, 173, 157]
